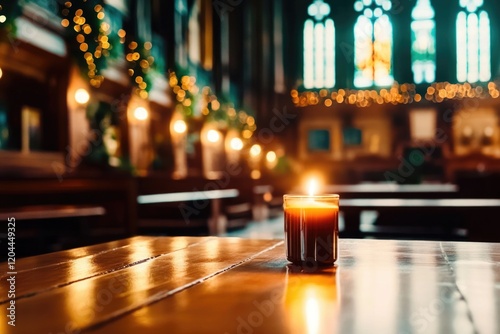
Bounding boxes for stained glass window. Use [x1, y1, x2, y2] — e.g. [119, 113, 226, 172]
[411, 0, 436, 84]
[456, 0, 490, 82]
[353, 0, 393, 88]
[303, 0, 335, 89]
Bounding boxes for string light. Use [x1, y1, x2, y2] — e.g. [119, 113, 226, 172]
[168, 71, 258, 139]
[126, 40, 155, 98]
[293, 81, 500, 107]
[60, 1, 113, 88]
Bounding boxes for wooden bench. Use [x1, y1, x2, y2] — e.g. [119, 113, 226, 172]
[0, 204, 107, 258]
[137, 189, 239, 235]
[0, 177, 138, 235]
[0, 204, 105, 221]
[340, 198, 500, 241]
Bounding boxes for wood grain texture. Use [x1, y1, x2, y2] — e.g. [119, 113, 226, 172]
[0, 236, 207, 301]
[1, 237, 498, 334]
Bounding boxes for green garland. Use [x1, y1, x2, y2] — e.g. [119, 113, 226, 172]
[59, 0, 110, 87]
[126, 38, 155, 98]
[0, 2, 22, 37]
[168, 71, 257, 140]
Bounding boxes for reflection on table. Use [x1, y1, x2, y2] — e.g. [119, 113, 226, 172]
[1, 236, 498, 334]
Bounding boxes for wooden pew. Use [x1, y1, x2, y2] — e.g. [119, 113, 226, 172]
[137, 189, 239, 235]
[340, 198, 500, 241]
[0, 204, 107, 258]
[136, 176, 274, 235]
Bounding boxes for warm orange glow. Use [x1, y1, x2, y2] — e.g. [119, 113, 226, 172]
[250, 170, 261, 179]
[207, 129, 221, 143]
[305, 290, 320, 334]
[134, 107, 149, 121]
[173, 120, 187, 134]
[229, 137, 243, 151]
[242, 130, 253, 139]
[74, 88, 90, 105]
[250, 144, 262, 157]
[211, 100, 220, 111]
[285, 274, 339, 334]
[307, 179, 318, 196]
[266, 151, 277, 163]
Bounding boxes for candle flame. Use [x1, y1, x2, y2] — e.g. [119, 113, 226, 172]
[308, 179, 317, 196]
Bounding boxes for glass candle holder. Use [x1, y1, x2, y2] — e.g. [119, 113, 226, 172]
[283, 194, 339, 266]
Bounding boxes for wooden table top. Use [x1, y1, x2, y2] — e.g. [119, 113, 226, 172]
[1, 236, 499, 334]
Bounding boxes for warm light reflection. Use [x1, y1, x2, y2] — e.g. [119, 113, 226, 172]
[265, 151, 278, 169]
[207, 129, 221, 143]
[352, 241, 399, 333]
[305, 290, 320, 334]
[454, 243, 497, 334]
[251, 169, 261, 179]
[266, 151, 277, 163]
[0, 67, 3, 79]
[66, 257, 97, 328]
[67, 255, 94, 281]
[74, 88, 90, 105]
[250, 144, 262, 157]
[230, 137, 243, 151]
[206, 239, 221, 262]
[285, 270, 339, 334]
[170, 238, 189, 278]
[173, 119, 187, 134]
[126, 263, 153, 325]
[126, 242, 154, 325]
[133, 107, 149, 121]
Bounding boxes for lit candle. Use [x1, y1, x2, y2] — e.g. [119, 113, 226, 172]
[284, 179, 339, 266]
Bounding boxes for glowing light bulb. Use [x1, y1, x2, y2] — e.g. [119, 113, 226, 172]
[207, 129, 221, 143]
[134, 107, 148, 121]
[251, 170, 261, 179]
[250, 144, 262, 157]
[266, 151, 277, 163]
[74, 88, 90, 105]
[173, 120, 187, 134]
[230, 137, 243, 151]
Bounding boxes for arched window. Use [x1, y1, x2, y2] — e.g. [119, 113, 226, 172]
[303, 0, 335, 89]
[411, 0, 436, 84]
[353, 0, 393, 88]
[456, 0, 490, 82]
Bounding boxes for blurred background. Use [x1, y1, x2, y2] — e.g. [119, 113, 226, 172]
[1, 0, 499, 257]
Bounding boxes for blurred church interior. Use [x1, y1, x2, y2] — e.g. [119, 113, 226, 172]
[1, 0, 499, 257]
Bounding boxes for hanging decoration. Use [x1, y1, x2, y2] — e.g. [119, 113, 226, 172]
[292, 81, 500, 108]
[0, 2, 22, 37]
[168, 71, 257, 140]
[126, 39, 155, 99]
[424, 81, 499, 103]
[60, 0, 113, 88]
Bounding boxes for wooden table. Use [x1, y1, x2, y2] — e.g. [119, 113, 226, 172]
[1, 236, 499, 334]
